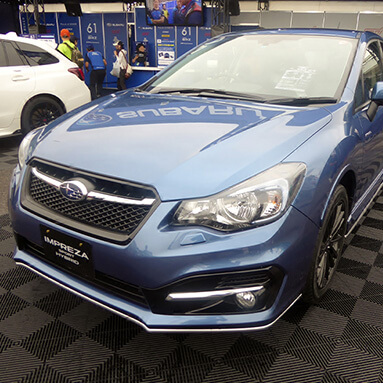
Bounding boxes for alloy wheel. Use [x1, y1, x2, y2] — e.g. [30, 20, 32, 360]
[316, 201, 346, 290]
[29, 102, 61, 129]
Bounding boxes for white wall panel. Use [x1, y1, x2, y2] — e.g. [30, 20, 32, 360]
[291, 12, 324, 28]
[259, 11, 292, 28]
[323, 12, 358, 29]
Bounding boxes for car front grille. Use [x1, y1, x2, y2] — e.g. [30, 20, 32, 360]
[21, 159, 159, 243]
[30, 175, 152, 233]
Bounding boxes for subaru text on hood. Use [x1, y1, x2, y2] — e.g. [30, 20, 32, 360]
[9, 29, 383, 331]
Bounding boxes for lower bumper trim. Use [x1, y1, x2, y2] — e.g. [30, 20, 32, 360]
[16, 260, 301, 333]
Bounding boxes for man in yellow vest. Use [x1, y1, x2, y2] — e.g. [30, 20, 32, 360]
[57, 29, 75, 60]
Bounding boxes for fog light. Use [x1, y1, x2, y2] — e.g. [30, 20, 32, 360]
[235, 291, 257, 309]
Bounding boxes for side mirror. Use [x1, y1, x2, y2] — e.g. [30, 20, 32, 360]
[367, 82, 383, 121]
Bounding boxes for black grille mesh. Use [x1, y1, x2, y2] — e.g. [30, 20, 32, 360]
[28, 167, 153, 236]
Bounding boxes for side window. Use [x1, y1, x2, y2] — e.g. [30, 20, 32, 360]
[2, 41, 26, 66]
[0, 42, 7, 67]
[362, 42, 382, 102]
[15, 42, 59, 66]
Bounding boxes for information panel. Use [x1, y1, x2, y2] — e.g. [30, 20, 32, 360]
[157, 27, 176, 67]
[176, 26, 197, 58]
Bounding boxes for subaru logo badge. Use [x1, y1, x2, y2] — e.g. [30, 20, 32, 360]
[59, 180, 88, 202]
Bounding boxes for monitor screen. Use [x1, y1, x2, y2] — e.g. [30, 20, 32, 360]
[145, 0, 203, 26]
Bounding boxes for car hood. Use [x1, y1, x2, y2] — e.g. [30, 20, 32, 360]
[32, 91, 332, 200]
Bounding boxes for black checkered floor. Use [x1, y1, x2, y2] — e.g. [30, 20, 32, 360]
[0, 136, 21, 170]
[2, 141, 383, 382]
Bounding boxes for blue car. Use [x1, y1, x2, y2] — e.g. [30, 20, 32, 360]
[9, 29, 383, 331]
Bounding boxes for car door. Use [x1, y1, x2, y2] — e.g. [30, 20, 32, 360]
[353, 41, 383, 199]
[0, 40, 35, 134]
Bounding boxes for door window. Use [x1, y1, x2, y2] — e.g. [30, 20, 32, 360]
[360, 42, 382, 105]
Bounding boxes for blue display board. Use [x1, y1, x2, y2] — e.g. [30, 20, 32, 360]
[198, 7, 212, 44]
[127, 12, 135, 24]
[20, 13, 58, 43]
[197, 26, 211, 45]
[20, 13, 30, 34]
[176, 26, 197, 58]
[134, 6, 211, 66]
[44, 13, 59, 43]
[20, 8, 213, 88]
[135, 7, 156, 67]
[104, 13, 128, 88]
[57, 13, 81, 50]
[81, 14, 104, 85]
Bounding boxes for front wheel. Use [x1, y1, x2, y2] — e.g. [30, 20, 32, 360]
[21, 96, 64, 135]
[302, 185, 349, 304]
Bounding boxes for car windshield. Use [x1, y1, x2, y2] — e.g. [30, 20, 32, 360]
[144, 33, 357, 103]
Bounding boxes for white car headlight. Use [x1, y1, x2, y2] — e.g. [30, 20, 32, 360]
[173, 162, 306, 231]
[18, 127, 44, 168]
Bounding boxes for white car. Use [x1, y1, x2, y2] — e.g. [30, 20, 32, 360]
[0, 32, 91, 137]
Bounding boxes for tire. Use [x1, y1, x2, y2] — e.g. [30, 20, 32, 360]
[302, 185, 349, 304]
[21, 96, 64, 135]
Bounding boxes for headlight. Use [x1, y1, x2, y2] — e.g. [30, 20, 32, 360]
[173, 162, 306, 232]
[18, 127, 44, 168]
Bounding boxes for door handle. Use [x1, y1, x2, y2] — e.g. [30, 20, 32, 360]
[12, 75, 29, 82]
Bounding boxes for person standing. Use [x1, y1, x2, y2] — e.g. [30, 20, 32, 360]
[147, 0, 165, 25]
[113, 41, 129, 91]
[162, 4, 169, 23]
[69, 35, 84, 69]
[57, 29, 75, 60]
[179, 0, 202, 25]
[85, 44, 107, 100]
[132, 43, 149, 67]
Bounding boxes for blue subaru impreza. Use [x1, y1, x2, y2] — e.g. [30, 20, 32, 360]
[9, 29, 383, 331]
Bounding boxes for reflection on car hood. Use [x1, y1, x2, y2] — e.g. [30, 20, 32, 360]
[32, 91, 332, 200]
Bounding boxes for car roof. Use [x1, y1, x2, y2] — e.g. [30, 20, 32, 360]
[226, 28, 383, 41]
[0, 31, 78, 65]
[0, 32, 58, 51]
[219, 28, 383, 47]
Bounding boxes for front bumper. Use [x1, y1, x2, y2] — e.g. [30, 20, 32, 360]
[10, 164, 319, 331]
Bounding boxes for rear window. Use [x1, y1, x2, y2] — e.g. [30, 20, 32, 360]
[2, 41, 26, 66]
[15, 41, 59, 66]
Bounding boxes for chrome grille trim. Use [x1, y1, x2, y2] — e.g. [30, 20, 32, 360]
[32, 167, 61, 188]
[32, 167, 156, 206]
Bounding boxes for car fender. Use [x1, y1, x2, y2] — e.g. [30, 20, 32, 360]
[319, 163, 355, 225]
[286, 108, 361, 229]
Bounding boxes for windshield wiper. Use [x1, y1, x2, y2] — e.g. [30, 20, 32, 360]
[150, 88, 267, 102]
[266, 97, 338, 106]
